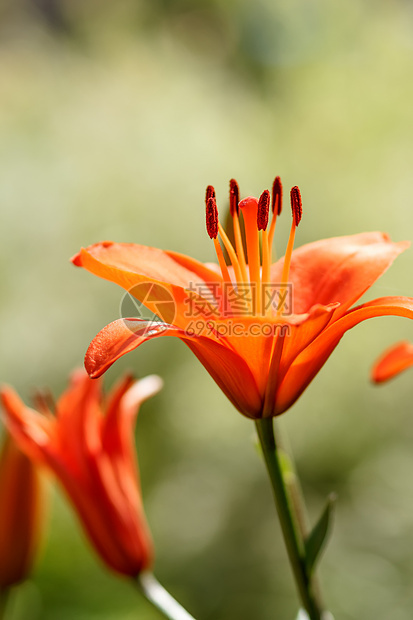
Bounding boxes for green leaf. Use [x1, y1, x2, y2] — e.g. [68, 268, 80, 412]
[304, 493, 337, 575]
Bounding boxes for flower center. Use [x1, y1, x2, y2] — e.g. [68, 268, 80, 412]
[205, 177, 302, 317]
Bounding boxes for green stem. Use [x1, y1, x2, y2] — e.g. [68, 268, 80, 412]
[135, 572, 197, 620]
[0, 589, 10, 620]
[255, 418, 324, 620]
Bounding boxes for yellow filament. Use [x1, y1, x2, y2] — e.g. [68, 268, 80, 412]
[268, 211, 277, 249]
[232, 213, 248, 282]
[277, 220, 296, 317]
[213, 237, 232, 283]
[261, 228, 271, 316]
[218, 222, 244, 286]
[268, 209, 279, 269]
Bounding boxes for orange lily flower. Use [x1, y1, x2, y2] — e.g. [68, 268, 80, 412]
[0, 371, 162, 577]
[371, 341, 413, 383]
[73, 177, 413, 419]
[0, 431, 42, 589]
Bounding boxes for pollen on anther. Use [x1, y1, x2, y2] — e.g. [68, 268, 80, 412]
[272, 176, 283, 215]
[290, 186, 302, 227]
[206, 185, 216, 203]
[229, 179, 240, 216]
[206, 196, 219, 239]
[257, 190, 270, 230]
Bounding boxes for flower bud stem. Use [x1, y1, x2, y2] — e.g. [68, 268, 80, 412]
[255, 418, 325, 620]
[135, 572, 197, 620]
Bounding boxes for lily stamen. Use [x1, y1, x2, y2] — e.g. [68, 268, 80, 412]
[266, 177, 283, 304]
[278, 186, 302, 316]
[206, 194, 232, 283]
[258, 190, 271, 311]
[268, 176, 283, 249]
[230, 179, 248, 282]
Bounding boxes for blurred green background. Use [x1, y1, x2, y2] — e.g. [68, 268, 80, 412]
[1, 1, 413, 619]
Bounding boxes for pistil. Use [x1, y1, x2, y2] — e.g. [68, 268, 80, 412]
[239, 196, 262, 312]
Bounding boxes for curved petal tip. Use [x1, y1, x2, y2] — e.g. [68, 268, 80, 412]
[123, 376, 163, 410]
[371, 340, 413, 384]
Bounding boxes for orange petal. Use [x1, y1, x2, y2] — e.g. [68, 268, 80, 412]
[165, 250, 224, 286]
[72, 243, 224, 328]
[271, 232, 409, 318]
[104, 375, 163, 449]
[55, 370, 103, 477]
[371, 340, 413, 383]
[52, 451, 149, 574]
[104, 374, 136, 434]
[276, 303, 339, 389]
[85, 319, 262, 418]
[0, 434, 42, 588]
[196, 305, 336, 397]
[102, 375, 163, 493]
[0, 387, 53, 465]
[276, 296, 413, 414]
[55, 374, 145, 559]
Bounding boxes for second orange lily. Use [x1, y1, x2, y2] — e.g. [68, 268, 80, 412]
[73, 177, 413, 419]
[0, 371, 161, 577]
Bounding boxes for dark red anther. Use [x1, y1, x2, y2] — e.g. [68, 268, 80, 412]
[229, 178, 240, 216]
[205, 185, 216, 204]
[290, 186, 302, 227]
[257, 190, 270, 231]
[272, 176, 283, 215]
[206, 196, 219, 239]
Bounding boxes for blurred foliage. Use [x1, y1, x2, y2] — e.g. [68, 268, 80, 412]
[1, 1, 413, 619]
